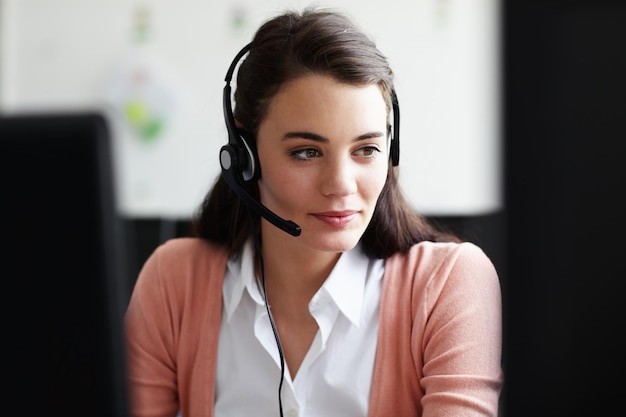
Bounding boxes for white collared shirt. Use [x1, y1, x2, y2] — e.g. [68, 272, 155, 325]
[215, 239, 384, 417]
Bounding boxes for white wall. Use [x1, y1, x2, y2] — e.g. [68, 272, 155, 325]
[0, 0, 501, 218]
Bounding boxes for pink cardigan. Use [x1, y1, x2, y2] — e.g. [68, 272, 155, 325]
[125, 238, 503, 417]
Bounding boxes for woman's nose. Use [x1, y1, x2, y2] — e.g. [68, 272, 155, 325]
[320, 156, 358, 197]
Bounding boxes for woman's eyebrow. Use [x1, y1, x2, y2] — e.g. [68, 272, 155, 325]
[282, 131, 385, 142]
[357, 131, 386, 140]
[283, 131, 328, 142]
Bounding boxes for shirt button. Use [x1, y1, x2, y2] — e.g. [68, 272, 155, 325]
[286, 409, 298, 417]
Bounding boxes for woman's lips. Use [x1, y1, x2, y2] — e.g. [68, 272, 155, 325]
[311, 211, 358, 228]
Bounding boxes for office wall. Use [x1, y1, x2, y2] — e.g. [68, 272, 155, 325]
[0, 0, 501, 219]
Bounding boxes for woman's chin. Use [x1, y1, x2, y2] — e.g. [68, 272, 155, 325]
[305, 230, 364, 254]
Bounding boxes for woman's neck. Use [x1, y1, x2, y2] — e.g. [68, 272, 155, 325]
[256, 233, 341, 314]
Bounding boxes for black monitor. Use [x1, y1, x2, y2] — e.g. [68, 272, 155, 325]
[0, 112, 130, 416]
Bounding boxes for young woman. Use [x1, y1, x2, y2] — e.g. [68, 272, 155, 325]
[125, 8, 503, 417]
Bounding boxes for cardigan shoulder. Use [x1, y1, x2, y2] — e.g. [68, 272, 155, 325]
[383, 240, 500, 308]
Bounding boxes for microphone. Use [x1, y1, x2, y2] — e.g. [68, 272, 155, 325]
[219, 145, 302, 237]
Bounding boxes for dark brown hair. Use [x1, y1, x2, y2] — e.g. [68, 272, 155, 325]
[193, 8, 458, 258]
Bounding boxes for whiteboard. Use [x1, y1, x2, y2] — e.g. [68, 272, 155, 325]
[0, 0, 501, 218]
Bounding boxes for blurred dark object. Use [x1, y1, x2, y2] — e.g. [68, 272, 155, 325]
[503, 1, 626, 416]
[0, 112, 130, 416]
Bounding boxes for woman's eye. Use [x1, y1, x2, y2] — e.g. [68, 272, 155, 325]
[291, 148, 321, 160]
[356, 146, 381, 158]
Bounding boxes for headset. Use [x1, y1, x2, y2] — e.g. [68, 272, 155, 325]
[219, 42, 400, 237]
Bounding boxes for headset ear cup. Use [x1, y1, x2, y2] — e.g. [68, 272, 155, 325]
[238, 129, 260, 182]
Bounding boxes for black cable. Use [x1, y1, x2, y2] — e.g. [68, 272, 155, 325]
[250, 214, 286, 417]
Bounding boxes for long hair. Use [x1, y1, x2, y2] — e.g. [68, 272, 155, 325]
[193, 8, 458, 258]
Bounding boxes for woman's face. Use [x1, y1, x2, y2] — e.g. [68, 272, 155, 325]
[255, 74, 389, 253]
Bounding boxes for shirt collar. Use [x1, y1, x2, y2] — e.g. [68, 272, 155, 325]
[315, 244, 370, 327]
[223, 239, 372, 326]
[223, 239, 260, 321]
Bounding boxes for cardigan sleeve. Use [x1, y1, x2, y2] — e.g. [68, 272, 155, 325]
[125, 240, 182, 417]
[370, 241, 503, 417]
[124, 238, 227, 417]
[418, 242, 503, 416]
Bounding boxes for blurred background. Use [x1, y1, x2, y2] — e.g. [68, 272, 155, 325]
[1, 0, 624, 416]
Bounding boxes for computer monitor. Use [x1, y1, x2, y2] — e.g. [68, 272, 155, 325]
[0, 112, 130, 416]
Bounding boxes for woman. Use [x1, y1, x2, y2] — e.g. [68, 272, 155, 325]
[125, 8, 503, 417]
